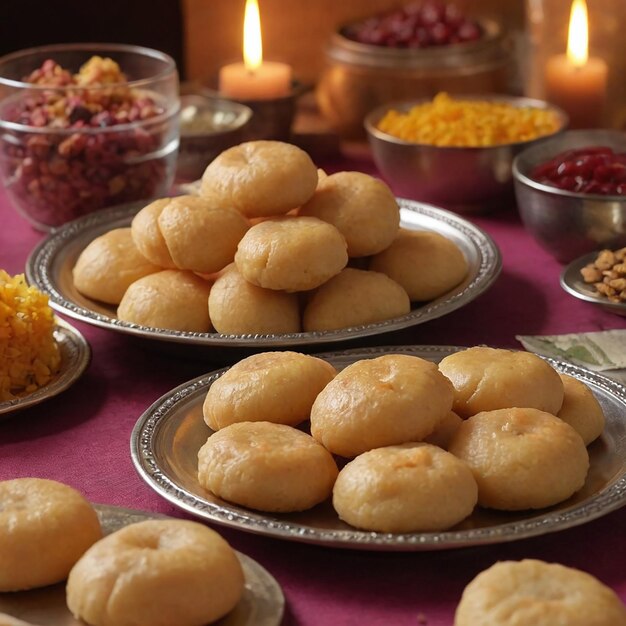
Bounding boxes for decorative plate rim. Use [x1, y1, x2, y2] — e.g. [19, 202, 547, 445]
[130, 344, 626, 551]
[25, 198, 501, 347]
[0, 317, 91, 417]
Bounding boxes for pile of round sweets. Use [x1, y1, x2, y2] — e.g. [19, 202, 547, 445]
[0, 478, 244, 626]
[72, 140, 469, 335]
[196, 346, 604, 533]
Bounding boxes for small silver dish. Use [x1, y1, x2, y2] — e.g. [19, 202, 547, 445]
[560, 251, 626, 317]
[177, 95, 252, 181]
[513, 130, 626, 263]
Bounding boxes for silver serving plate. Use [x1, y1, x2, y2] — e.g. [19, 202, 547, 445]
[0, 504, 284, 626]
[561, 251, 626, 317]
[131, 345, 626, 551]
[25, 199, 501, 348]
[0, 319, 90, 418]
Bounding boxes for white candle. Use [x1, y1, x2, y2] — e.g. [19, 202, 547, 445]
[219, 61, 291, 100]
[544, 0, 608, 128]
[219, 0, 292, 101]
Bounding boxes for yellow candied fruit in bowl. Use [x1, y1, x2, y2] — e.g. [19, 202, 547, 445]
[377, 93, 562, 147]
[0, 271, 60, 402]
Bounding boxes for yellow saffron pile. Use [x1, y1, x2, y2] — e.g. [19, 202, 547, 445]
[377, 93, 561, 147]
[0, 271, 60, 401]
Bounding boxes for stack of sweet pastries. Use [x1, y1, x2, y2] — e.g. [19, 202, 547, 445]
[197, 346, 604, 533]
[72, 140, 468, 334]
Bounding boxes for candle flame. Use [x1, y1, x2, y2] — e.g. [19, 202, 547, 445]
[243, 0, 263, 72]
[567, 0, 588, 67]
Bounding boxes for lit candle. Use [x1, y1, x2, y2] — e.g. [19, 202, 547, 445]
[219, 0, 292, 100]
[545, 0, 608, 128]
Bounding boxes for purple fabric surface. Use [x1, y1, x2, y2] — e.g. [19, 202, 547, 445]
[1, 162, 625, 626]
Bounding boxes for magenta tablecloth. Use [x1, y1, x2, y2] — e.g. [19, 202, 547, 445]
[1, 158, 625, 625]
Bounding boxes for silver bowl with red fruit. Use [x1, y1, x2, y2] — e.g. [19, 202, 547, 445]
[513, 129, 626, 263]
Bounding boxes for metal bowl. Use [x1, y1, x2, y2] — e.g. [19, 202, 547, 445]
[176, 94, 252, 181]
[365, 95, 567, 214]
[513, 130, 626, 263]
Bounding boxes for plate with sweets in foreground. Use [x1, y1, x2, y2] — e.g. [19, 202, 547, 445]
[0, 271, 90, 418]
[25, 141, 500, 349]
[131, 344, 626, 551]
[0, 494, 285, 626]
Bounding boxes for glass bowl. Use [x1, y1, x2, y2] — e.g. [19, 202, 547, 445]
[0, 43, 180, 230]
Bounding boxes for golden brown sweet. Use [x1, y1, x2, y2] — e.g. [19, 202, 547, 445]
[299, 171, 400, 257]
[0, 478, 102, 592]
[157, 195, 250, 274]
[117, 270, 212, 332]
[234, 216, 348, 292]
[557, 373, 605, 445]
[333, 443, 478, 532]
[198, 421, 338, 512]
[130, 198, 176, 268]
[370, 229, 468, 301]
[72, 228, 161, 305]
[423, 410, 463, 450]
[448, 407, 589, 510]
[66, 519, 244, 626]
[310, 354, 454, 457]
[438, 347, 565, 418]
[302, 268, 410, 332]
[455, 560, 626, 626]
[200, 140, 318, 217]
[208, 264, 300, 334]
[203, 351, 336, 430]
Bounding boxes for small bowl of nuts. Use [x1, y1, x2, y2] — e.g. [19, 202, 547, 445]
[561, 248, 626, 316]
[0, 43, 180, 230]
[365, 93, 567, 213]
[513, 129, 626, 263]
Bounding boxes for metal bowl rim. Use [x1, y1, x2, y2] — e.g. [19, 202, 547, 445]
[364, 95, 568, 151]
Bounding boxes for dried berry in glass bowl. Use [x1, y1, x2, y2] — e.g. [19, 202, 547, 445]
[0, 44, 180, 230]
[341, 1, 483, 48]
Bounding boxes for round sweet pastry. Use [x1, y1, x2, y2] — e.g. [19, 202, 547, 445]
[157, 195, 250, 274]
[197, 421, 338, 512]
[203, 351, 336, 430]
[0, 478, 102, 592]
[302, 268, 410, 332]
[438, 346, 565, 418]
[72, 228, 161, 305]
[66, 519, 244, 626]
[333, 443, 478, 532]
[557, 373, 605, 446]
[455, 559, 626, 626]
[299, 171, 400, 257]
[369, 229, 468, 301]
[117, 270, 212, 332]
[131, 198, 176, 268]
[208, 264, 300, 334]
[0, 614, 40, 626]
[234, 216, 348, 291]
[200, 140, 318, 218]
[310, 354, 454, 457]
[448, 407, 589, 510]
[424, 410, 463, 450]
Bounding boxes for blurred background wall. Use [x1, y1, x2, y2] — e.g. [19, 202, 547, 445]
[182, 0, 525, 86]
